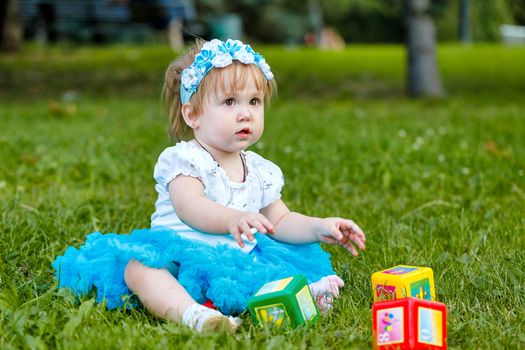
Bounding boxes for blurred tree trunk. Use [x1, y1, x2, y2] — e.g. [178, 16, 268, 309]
[307, 0, 323, 44]
[405, 0, 444, 97]
[458, 0, 470, 42]
[0, 0, 22, 52]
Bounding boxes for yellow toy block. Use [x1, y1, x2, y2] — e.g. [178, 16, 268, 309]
[371, 265, 435, 302]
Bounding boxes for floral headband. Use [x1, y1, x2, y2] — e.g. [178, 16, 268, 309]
[180, 39, 274, 104]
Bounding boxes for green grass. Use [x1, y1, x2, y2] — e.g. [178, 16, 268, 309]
[1, 44, 524, 349]
[2, 43, 524, 99]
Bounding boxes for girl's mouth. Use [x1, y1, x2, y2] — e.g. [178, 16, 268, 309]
[236, 128, 252, 138]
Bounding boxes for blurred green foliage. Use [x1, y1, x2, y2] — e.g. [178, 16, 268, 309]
[509, 0, 525, 24]
[194, 0, 524, 43]
[469, 0, 514, 41]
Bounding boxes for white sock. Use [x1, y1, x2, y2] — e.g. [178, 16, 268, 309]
[182, 303, 242, 333]
[309, 275, 345, 314]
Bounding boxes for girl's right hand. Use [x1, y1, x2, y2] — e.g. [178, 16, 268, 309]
[228, 212, 275, 247]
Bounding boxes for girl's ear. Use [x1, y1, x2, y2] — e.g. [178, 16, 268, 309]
[181, 102, 199, 129]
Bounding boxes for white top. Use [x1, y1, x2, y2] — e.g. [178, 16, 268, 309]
[151, 141, 284, 252]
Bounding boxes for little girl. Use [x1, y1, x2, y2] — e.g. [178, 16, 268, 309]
[53, 38, 366, 333]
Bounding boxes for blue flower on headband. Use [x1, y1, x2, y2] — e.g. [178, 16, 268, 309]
[180, 39, 274, 104]
[194, 49, 214, 68]
[221, 39, 243, 53]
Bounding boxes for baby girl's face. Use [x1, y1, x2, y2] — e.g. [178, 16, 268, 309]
[193, 69, 265, 154]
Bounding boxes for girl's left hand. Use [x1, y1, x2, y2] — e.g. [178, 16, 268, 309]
[317, 218, 366, 256]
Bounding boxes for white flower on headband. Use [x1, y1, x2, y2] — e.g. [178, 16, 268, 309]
[211, 51, 233, 68]
[258, 59, 274, 80]
[181, 67, 199, 90]
[234, 46, 255, 64]
[202, 39, 222, 51]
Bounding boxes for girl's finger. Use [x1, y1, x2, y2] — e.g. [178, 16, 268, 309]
[247, 218, 267, 234]
[230, 228, 245, 248]
[258, 215, 275, 234]
[330, 227, 344, 241]
[338, 234, 349, 246]
[346, 220, 366, 241]
[329, 284, 340, 298]
[240, 222, 255, 241]
[349, 233, 366, 250]
[343, 241, 359, 256]
[341, 226, 365, 248]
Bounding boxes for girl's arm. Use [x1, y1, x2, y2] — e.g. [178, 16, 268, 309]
[261, 199, 366, 256]
[169, 175, 274, 247]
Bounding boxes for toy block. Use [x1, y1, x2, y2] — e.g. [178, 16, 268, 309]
[372, 265, 436, 302]
[372, 297, 447, 350]
[247, 275, 319, 328]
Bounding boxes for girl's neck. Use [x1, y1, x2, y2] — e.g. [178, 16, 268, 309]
[192, 139, 247, 183]
[193, 138, 241, 163]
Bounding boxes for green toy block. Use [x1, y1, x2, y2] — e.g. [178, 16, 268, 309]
[247, 275, 319, 328]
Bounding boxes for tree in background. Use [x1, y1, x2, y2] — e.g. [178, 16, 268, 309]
[323, 0, 522, 42]
[0, 0, 22, 52]
[458, 0, 470, 42]
[193, 0, 523, 43]
[320, 0, 405, 43]
[405, 0, 444, 98]
[470, 0, 513, 41]
[508, 0, 525, 25]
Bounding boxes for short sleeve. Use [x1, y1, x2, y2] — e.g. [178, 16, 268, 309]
[153, 142, 208, 190]
[247, 151, 285, 208]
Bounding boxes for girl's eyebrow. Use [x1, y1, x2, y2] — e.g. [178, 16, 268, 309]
[217, 90, 264, 98]
[245, 90, 264, 96]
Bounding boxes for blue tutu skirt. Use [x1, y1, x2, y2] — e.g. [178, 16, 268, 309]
[52, 226, 335, 315]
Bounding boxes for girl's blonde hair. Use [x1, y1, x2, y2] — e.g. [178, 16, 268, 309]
[162, 39, 277, 142]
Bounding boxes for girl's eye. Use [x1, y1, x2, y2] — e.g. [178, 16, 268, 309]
[224, 98, 235, 106]
[250, 98, 260, 106]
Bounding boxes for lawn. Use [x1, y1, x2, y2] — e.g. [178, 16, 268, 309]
[0, 43, 524, 349]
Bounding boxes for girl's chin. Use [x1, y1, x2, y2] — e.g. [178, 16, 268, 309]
[234, 135, 259, 145]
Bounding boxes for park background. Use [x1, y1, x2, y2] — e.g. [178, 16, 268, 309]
[0, 0, 524, 349]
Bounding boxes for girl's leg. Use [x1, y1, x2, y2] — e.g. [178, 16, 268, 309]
[124, 259, 194, 321]
[124, 259, 241, 332]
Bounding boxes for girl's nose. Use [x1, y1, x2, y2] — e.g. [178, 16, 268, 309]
[237, 105, 251, 121]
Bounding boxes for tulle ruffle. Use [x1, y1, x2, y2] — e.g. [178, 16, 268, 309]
[52, 227, 335, 315]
